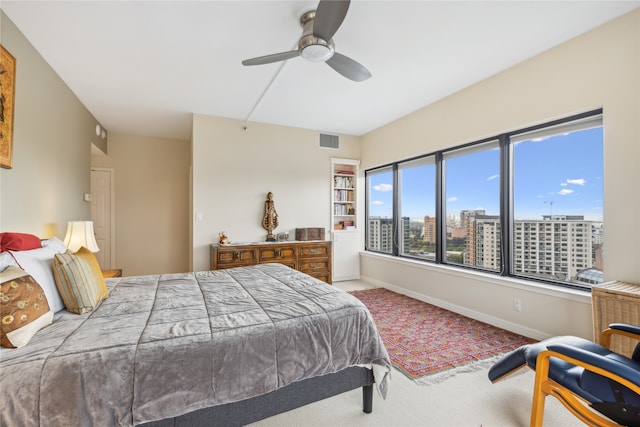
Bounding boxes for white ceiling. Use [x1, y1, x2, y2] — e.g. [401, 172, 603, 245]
[2, 1, 638, 140]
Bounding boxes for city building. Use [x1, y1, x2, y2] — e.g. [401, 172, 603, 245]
[464, 214, 599, 282]
[423, 215, 436, 243]
[368, 216, 410, 254]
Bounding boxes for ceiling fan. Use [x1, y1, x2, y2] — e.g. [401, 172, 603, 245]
[241, 0, 371, 82]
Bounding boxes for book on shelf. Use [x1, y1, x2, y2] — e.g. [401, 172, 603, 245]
[334, 189, 355, 201]
[336, 170, 354, 175]
[334, 204, 355, 216]
[334, 176, 354, 189]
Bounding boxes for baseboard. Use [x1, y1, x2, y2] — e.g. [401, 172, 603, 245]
[333, 275, 361, 282]
[360, 275, 550, 341]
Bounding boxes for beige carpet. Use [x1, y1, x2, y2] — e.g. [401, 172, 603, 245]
[249, 366, 583, 427]
[250, 281, 583, 426]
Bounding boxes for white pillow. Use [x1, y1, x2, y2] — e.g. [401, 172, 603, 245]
[10, 242, 68, 313]
[0, 251, 18, 271]
[42, 236, 67, 253]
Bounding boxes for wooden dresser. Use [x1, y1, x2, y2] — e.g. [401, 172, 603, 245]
[211, 241, 332, 284]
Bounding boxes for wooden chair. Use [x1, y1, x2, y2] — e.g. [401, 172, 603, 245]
[488, 323, 640, 426]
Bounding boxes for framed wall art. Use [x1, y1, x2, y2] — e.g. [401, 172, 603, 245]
[1, 44, 16, 169]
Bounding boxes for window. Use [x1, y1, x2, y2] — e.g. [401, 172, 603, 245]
[398, 157, 436, 260]
[364, 110, 603, 290]
[443, 141, 500, 270]
[366, 166, 394, 254]
[511, 116, 603, 284]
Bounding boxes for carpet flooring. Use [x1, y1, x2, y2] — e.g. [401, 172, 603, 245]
[349, 288, 535, 383]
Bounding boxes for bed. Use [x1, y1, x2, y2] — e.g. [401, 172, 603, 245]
[0, 237, 390, 427]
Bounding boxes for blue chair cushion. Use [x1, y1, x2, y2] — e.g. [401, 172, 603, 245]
[489, 335, 640, 426]
[488, 336, 603, 382]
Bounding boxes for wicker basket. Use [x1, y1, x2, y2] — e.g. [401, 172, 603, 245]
[592, 281, 640, 358]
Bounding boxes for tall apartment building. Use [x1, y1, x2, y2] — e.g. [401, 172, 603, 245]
[460, 209, 486, 229]
[423, 215, 436, 243]
[513, 218, 594, 281]
[464, 215, 501, 269]
[367, 217, 393, 252]
[368, 216, 410, 253]
[465, 215, 596, 281]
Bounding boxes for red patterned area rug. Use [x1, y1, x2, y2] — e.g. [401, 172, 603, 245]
[350, 288, 536, 384]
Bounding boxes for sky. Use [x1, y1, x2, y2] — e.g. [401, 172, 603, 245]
[368, 126, 604, 222]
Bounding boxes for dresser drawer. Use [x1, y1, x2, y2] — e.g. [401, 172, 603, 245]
[299, 259, 330, 273]
[299, 243, 330, 259]
[214, 248, 258, 268]
[259, 246, 297, 263]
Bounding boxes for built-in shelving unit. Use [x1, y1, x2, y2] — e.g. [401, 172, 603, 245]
[331, 158, 360, 281]
[331, 158, 359, 231]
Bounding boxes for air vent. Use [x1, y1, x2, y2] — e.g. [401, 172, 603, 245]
[319, 133, 339, 149]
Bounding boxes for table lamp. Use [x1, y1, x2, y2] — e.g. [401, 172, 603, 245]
[63, 221, 100, 252]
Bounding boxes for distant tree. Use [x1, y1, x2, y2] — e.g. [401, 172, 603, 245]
[447, 253, 464, 263]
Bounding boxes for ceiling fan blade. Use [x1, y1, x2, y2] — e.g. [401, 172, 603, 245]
[326, 52, 371, 82]
[242, 50, 300, 66]
[313, 0, 350, 41]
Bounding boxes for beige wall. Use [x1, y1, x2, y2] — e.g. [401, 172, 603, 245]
[0, 12, 105, 238]
[91, 134, 190, 276]
[360, 10, 640, 340]
[191, 115, 361, 271]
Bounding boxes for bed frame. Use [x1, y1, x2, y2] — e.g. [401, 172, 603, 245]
[138, 366, 374, 426]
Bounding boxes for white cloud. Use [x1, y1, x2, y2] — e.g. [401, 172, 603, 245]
[373, 183, 393, 192]
[448, 196, 458, 202]
[558, 189, 574, 196]
[487, 174, 499, 181]
[372, 200, 384, 205]
[560, 182, 568, 187]
[566, 178, 586, 185]
[531, 136, 552, 143]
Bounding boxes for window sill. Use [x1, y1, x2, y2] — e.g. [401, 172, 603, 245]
[360, 250, 592, 304]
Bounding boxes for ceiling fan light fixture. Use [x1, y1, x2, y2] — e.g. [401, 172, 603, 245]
[299, 34, 335, 63]
[301, 44, 333, 62]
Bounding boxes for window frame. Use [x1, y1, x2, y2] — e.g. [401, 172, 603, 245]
[365, 165, 395, 255]
[364, 109, 603, 291]
[441, 138, 501, 272]
[397, 155, 438, 261]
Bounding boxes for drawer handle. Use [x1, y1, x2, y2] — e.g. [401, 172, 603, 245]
[233, 251, 240, 260]
[309, 263, 318, 269]
[309, 249, 319, 254]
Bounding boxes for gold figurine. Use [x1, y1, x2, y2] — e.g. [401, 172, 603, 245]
[262, 192, 279, 241]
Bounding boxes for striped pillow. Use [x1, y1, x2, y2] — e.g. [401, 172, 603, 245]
[73, 247, 109, 300]
[53, 248, 108, 314]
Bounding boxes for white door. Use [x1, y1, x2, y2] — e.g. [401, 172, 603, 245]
[91, 168, 115, 269]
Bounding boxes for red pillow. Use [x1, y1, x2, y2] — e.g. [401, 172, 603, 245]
[0, 233, 42, 252]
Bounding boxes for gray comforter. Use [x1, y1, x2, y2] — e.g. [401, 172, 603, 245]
[0, 263, 390, 426]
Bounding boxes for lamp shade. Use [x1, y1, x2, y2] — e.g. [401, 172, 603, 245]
[63, 221, 100, 252]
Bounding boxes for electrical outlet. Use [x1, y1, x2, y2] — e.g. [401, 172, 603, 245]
[513, 298, 522, 312]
